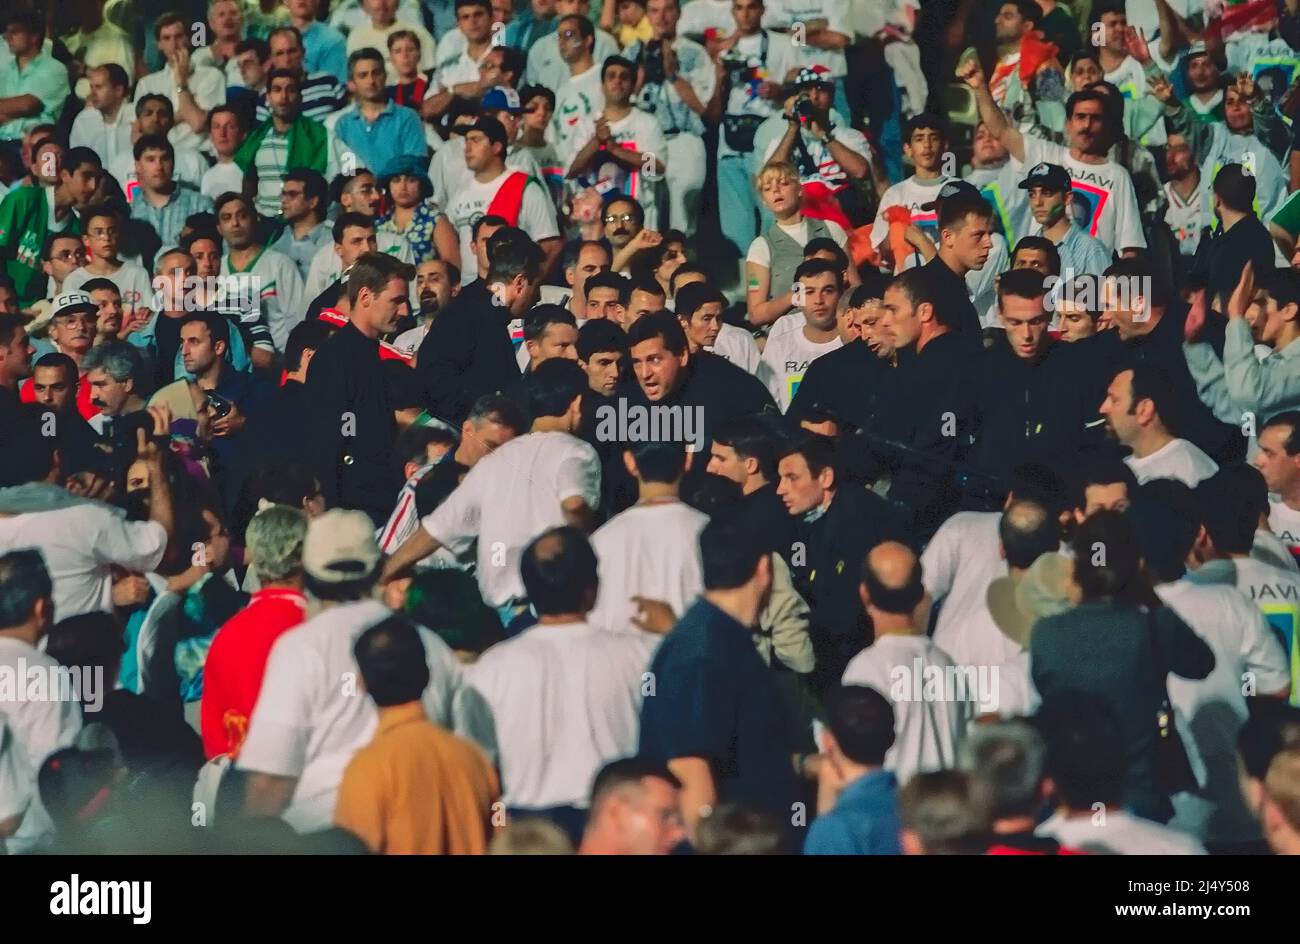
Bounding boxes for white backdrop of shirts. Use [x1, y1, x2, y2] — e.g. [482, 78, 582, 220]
[922, 511, 1006, 645]
[709, 322, 762, 374]
[63, 261, 154, 316]
[717, 31, 800, 159]
[446, 170, 559, 287]
[108, 145, 209, 193]
[1269, 500, 1300, 565]
[551, 63, 607, 154]
[202, 160, 246, 201]
[69, 106, 133, 172]
[841, 634, 972, 785]
[626, 36, 716, 139]
[757, 326, 842, 412]
[588, 501, 708, 635]
[432, 35, 489, 93]
[1233, 556, 1300, 706]
[758, 109, 870, 191]
[430, 134, 546, 210]
[558, 108, 667, 227]
[932, 592, 1023, 676]
[868, 174, 952, 266]
[965, 159, 1030, 247]
[1036, 810, 1207, 854]
[423, 431, 602, 607]
[967, 231, 1007, 325]
[761, 0, 852, 78]
[1254, 527, 1300, 574]
[465, 621, 657, 809]
[1021, 137, 1147, 253]
[525, 28, 621, 93]
[331, 0, 426, 35]
[235, 600, 471, 834]
[1123, 438, 1219, 487]
[1159, 578, 1290, 844]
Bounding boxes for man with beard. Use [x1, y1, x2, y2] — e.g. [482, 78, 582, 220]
[27, 352, 98, 471]
[1189, 165, 1277, 314]
[216, 193, 305, 353]
[394, 259, 460, 361]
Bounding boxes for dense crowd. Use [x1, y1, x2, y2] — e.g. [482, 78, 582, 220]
[2, 0, 1300, 857]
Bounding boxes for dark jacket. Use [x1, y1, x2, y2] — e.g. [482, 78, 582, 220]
[1191, 214, 1277, 311]
[921, 255, 983, 339]
[304, 321, 402, 525]
[786, 338, 891, 432]
[416, 281, 520, 425]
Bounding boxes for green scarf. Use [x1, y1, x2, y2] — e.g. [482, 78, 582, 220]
[233, 114, 327, 175]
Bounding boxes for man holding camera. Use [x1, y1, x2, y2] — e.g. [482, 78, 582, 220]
[757, 66, 873, 227]
[626, 0, 716, 238]
[707, 0, 797, 270]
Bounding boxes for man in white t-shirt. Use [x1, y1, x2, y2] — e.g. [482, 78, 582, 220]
[0, 406, 173, 621]
[673, 275, 760, 374]
[525, 0, 620, 92]
[62, 207, 153, 323]
[959, 56, 1146, 255]
[757, 258, 843, 411]
[69, 65, 134, 173]
[1256, 412, 1300, 567]
[467, 527, 657, 826]
[1101, 364, 1218, 486]
[0, 551, 83, 854]
[550, 14, 607, 158]
[869, 113, 951, 271]
[445, 117, 562, 284]
[842, 542, 972, 784]
[382, 359, 601, 615]
[588, 440, 707, 635]
[238, 510, 483, 833]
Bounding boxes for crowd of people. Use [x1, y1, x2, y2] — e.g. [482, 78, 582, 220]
[3, 0, 1300, 856]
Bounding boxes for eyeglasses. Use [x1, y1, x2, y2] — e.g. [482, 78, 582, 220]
[281, 188, 305, 198]
[88, 227, 118, 239]
[52, 248, 86, 261]
[604, 213, 635, 224]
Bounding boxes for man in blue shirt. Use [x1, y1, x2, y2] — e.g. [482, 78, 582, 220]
[804, 685, 902, 855]
[638, 518, 804, 841]
[0, 11, 70, 143]
[332, 49, 426, 175]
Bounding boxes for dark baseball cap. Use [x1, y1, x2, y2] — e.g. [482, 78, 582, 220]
[1019, 161, 1072, 192]
[465, 115, 509, 150]
[920, 178, 984, 211]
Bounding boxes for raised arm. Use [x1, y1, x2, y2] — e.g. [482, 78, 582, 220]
[957, 58, 1025, 162]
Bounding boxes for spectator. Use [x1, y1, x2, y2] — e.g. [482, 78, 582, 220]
[234, 69, 330, 220]
[0, 12, 70, 145]
[898, 770, 991, 855]
[331, 48, 426, 176]
[127, 135, 214, 251]
[1100, 364, 1219, 486]
[576, 756, 685, 854]
[132, 13, 227, 153]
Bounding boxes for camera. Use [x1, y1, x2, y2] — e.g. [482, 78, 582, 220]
[642, 39, 666, 86]
[791, 93, 817, 125]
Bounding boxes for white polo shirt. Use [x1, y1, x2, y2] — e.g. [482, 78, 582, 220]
[1124, 438, 1219, 487]
[588, 501, 708, 635]
[423, 431, 602, 607]
[236, 600, 475, 834]
[0, 502, 167, 620]
[465, 620, 657, 809]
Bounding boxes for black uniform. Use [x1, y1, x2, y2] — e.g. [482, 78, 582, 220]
[416, 281, 520, 425]
[785, 338, 890, 432]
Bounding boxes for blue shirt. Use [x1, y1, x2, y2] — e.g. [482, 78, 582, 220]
[334, 102, 426, 177]
[1053, 222, 1113, 280]
[129, 184, 215, 252]
[638, 598, 801, 824]
[803, 770, 901, 855]
[0, 50, 70, 140]
[302, 20, 349, 85]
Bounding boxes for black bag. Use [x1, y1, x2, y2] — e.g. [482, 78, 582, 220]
[1147, 609, 1199, 796]
[723, 114, 765, 153]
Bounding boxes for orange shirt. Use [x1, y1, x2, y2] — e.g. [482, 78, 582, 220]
[334, 702, 501, 855]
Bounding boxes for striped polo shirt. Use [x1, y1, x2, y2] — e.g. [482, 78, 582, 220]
[255, 71, 345, 124]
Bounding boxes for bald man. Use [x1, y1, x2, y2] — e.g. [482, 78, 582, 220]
[841, 541, 973, 782]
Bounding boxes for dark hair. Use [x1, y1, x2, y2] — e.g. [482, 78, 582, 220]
[284, 168, 328, 219]
[178, 310, 231, 351]
[526, 357, 587, 418]
[0, 549, 52, 628]
[780, 433, 838, 487]
[700, 518, 768, 591]
[903, 112, 947, 142]
[1238, 700, 1300, 780]
[999, 498, 1060, 570]
[214, 190, 254, 220]
[135, 93, 174, 119]
[42, 231, 83, 261]
[1072, 458, 1137, 510]
[0, 311, 23, 347]
[486, 235, 544, 285]
[472, 213, 509, 242]
[824, 686, 896, 766]
[62, 146, 102, 176]
[348, 47, 387, 77]
[714, 414, 782, 482]
[898, 770, 991, 854]
[331, 169, 377, 206]
[520, 526, 599, 615]
[333, 210, 375, 245]
[1258, 269, 1300, 313]
[45, 612, 125, 677]
[792, 257, 844, 289]
[1010, 237, 1060, 278]
[602, 54, 637, 80]
[626, 309, 687, 355]
[154, 11, 188, 39]
[1128, 478, 1200, 583]
[492, 45, 526, 84]
[520, 84, 555, 111]
[133, 133, 174, 162]
[267, 25, 304, 50]
[386, 28, 422, 50]
[627, 275, 666, 300]
[468, 392, 527, 434]
[626, 440, 687, 484]
[284, 319, 332, 373]
[590, 756, 681, 808]
[456, 0, 492, 11]
[938, 192, 994, 231]
[236, 37, 272, 63]
[1124, 362, 1178, 430]
[1006, 0, 1042, 26]
[5, 11, 45, 39]
[564, 238, 611, 270]
[669, 265, 707, 296]
[1263, 411, 1300, 454]
[354, 617, 431, 707]
[347, 253, 416, 307]
[79, 277, 120, 298]
[802, 237, 849, 273]
[1196, 465, 1268, 555]
[234, 460, 322, 541]
[1037, 692, 1127, 809]
[180, 228, 222, 257]
[33, 352, 77, 387]
[890, 266, 939, 316]
[860, 542, 924, 615]
[1213, 163, 1257, 215]
[1069, 509, 1146, 604]
[383, 360, 424, 411]
[403, 569, 502, 655]
[693, 803, 789, 855]
[558, 12, 596, 44]
[674, 282, 726, 320]
[604, 193, 644, 228]
[523, 303, 577, 343]
[577, 318, 628, 361]
[683, 473, 743, 515]
[91, 62, 130, 91]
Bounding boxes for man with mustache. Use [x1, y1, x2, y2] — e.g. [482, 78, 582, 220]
[82, 341, 147, 438]
[393, 258, 461, 361]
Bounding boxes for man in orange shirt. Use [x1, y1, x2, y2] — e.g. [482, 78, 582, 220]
[334, 616, 500, 854]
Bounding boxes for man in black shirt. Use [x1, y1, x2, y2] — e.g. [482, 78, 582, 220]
[706, 413, 795, 556]
[303, 252, 415, 526]
[788, 284, 893, 432]
[1191, 163, 1277, 312]
[905, 180, 994, 339]
[416, 230, 543, 425]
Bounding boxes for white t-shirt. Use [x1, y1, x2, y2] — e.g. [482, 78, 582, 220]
[551, 63, 606, 155]
[841, 634, 972, 785]
[303, 230, 411, 301]
[1269, 499, 1300, 567]
[762, 0, 851, 78]
[1159, 579, 1290, 844]
[108, 145, 208, 192]
[1254, 527, 1299, 574]
[1105, 54, 1165, 146]
[235, 600, 474, 834]
[1036, 810, 1207, 854]
[746, 216, 849, 270]
[708, 322, 761, 375]
[933, 590, 1023, 680]
[202, 160, 245, 202]
[1124, 438, 1219, 487]
[445, 169, 559, 288]
[869, 174, 952, 268]
[966, 159, 1030, 246]
[1022, 137, 1147, 254]
[716, 30, 798, 159]
[679, 0, 736, 37]
[432, 32, 488, 92]
[0, 638, 82, 854]
[466, 620, 657, 809]
[588, 501, 708, 635]
[758, 108, 870, 191]
[1164, 179, 1207, 258]
[0, 504, 167, 620]
[922, 511, 1006, 647]
[757, 325, 842, 412]
[1233, 556, 1300, 706]
[222, 247, 306, 353]
[132, 64, 227, 151]
[423, 431, 602, 607]
[64, 261, 153, 316]
[559, 108, 668, 228]
[524, 28, 620, 94]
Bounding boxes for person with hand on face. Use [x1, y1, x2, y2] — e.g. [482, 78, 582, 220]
[577, 757, 686, 855]
[215, 192, 306, 354]
[331, 48, 426, 181]
[234, 69, 330, 221]
[392, 258, 461, 360]
[83, 279, 126, 346]
[70, 65, 134, 173]
[1021, 161, 1112, 280]
[604, 196, 657, 275]
[131, 13, 227, 152]
[127, 135, 214, 251]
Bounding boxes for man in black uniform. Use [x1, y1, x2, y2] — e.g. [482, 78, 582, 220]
[303, 252, 415, 526]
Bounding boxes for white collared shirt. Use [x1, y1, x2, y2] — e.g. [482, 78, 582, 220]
[69, 105, 134, 170]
